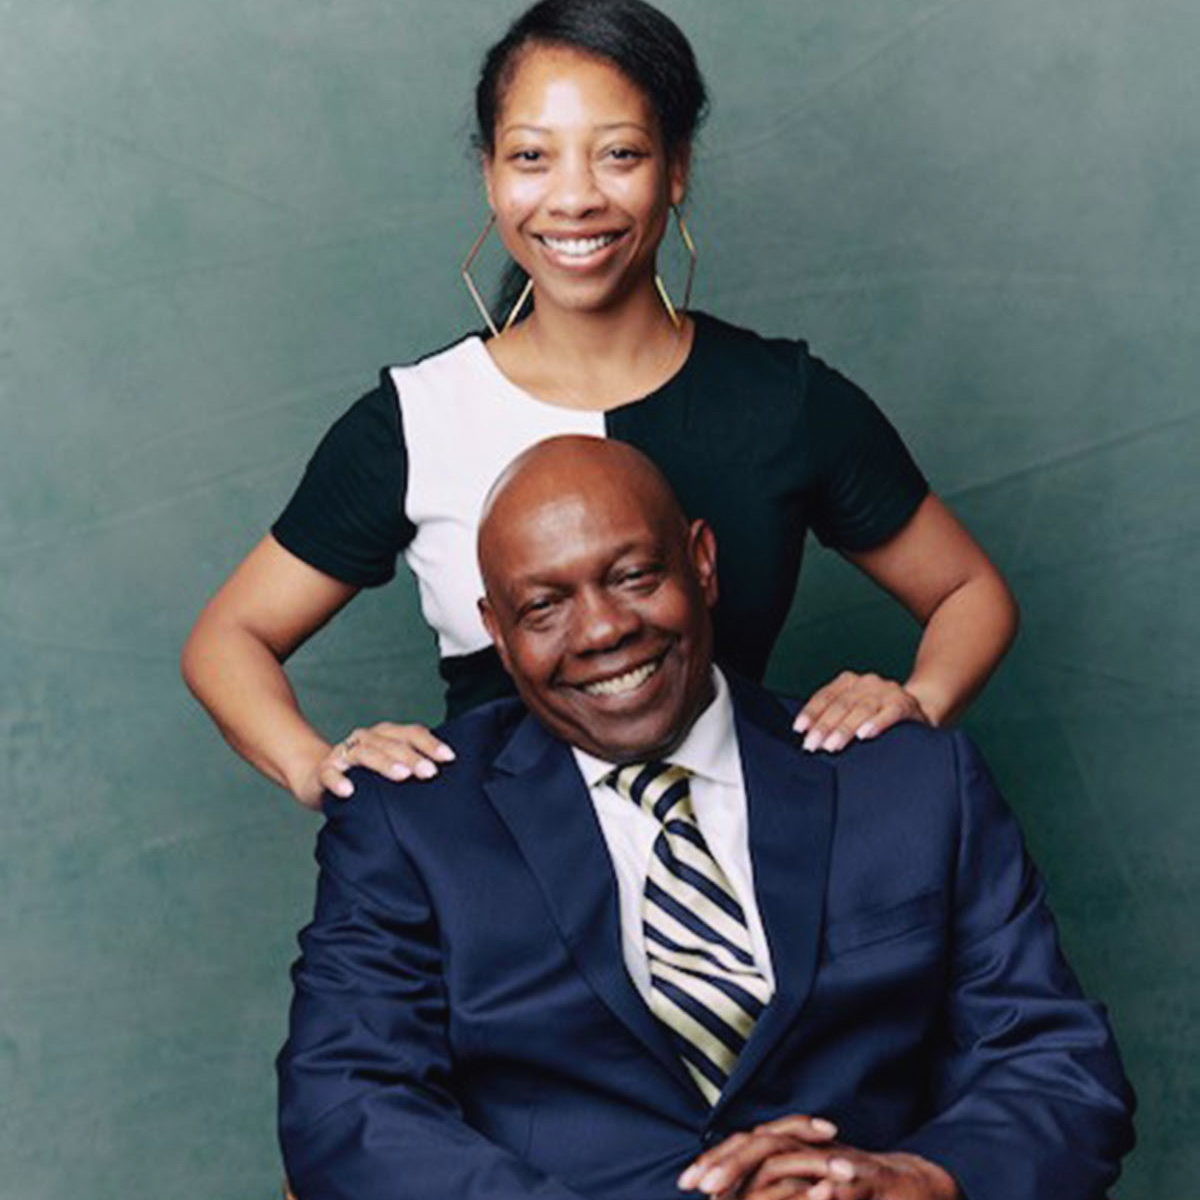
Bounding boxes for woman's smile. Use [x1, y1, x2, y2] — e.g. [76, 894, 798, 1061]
[535, 229, 629, 270]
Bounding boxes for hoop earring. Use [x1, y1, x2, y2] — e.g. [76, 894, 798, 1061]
[655, 205, 698, 329]
[461, 215, 533, 337]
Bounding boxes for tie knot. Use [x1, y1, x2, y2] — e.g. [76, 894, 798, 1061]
[606, 761, 693, 825]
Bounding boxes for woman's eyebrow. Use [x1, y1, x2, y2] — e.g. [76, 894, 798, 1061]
[500, 121, 653, 135]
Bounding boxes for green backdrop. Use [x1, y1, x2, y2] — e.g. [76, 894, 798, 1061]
[2, 1, 1196, 1196]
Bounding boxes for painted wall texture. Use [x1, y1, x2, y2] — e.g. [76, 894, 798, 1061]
[2, 1, 1196, 1196]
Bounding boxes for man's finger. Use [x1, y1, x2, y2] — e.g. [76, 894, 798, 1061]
[752, 1116, 838, 1141]
[739, 1179, 812, 1200]
[748, 1150, 851, 1189]
[680, 1133, 799, 1195]
[677, 1132, 753, 1190]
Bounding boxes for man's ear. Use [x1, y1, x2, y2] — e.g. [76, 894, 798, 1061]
[687, 519, 718, 608]
[478, 595, 513, 672]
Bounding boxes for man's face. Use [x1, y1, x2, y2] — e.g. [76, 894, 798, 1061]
[480, 479, 717, 763]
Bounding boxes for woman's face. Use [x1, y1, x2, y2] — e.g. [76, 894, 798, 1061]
[483, 45, 688, 319]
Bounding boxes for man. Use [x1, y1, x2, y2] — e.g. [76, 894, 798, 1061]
[278, 437, 1133, 1200]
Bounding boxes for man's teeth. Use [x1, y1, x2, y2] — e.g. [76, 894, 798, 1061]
[542, 233, 620, 257]
[582, 660, 659, 697]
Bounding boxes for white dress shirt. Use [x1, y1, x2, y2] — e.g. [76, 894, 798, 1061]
[571, 669, 776, 1003]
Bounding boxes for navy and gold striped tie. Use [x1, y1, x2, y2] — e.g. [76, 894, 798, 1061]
[608, 761, 772, 1104]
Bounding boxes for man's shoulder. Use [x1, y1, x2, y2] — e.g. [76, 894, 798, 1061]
[434, 694, 531, 768]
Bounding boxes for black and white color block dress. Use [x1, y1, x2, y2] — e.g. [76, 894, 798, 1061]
[272, 312, 929, 716]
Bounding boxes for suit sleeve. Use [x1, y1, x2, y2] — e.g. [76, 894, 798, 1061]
[895, 732, 1136, 1200]
[277, 773, 589, 1200]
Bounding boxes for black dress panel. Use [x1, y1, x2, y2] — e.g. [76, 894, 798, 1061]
[605, 315, 927, 685]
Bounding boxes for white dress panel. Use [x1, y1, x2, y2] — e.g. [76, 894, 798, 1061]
[395, 337, 604, 658]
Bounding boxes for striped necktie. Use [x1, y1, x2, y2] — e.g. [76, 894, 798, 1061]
[607, 761, 773, 1105]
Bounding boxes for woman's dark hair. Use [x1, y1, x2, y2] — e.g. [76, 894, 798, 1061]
[475, 0, 708, 159]
[473, 0, 709, 321]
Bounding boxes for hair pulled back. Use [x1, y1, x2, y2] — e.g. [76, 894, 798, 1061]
[474, 0, 708, 161]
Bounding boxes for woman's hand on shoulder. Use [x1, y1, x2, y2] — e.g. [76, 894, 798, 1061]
[794, 671, 930, 754]
[297, 723, 457, 809]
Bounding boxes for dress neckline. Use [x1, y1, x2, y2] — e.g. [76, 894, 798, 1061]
[467, 312, 706, 416]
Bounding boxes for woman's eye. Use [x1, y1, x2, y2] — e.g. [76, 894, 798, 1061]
[606, 147, 645, 162]
[511, 149, 544, 165]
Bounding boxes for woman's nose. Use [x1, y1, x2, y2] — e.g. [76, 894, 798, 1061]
[547, 154, 605, 218]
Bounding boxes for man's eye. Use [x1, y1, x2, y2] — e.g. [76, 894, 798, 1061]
[520, 597, 559, 624]
[620, 568, 659, 588]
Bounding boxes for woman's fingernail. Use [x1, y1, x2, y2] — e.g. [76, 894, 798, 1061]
[413, 759, 438, 780]
[434, 745, 457, 762]
[855, 722, 877, 740]
[794, 714, 811, 733]
[388, 763, 412, 781]
[677, 1165, 701, 1189]
[334, 780, 354, 798]
[811, 1117, 838, 1137]
[699, 1170, 725, 1194]
[824, 732, 847, 752]
[803, 731, 821, 753]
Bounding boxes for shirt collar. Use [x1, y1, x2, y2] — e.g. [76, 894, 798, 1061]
[571, 668, 740, 789]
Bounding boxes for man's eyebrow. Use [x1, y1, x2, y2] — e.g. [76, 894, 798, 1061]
[501, 541, 653, 595]
[501, 573, 565, 604]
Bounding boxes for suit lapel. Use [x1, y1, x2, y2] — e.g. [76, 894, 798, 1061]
[715, 676, 836, 1115]
[482, 712, 701, 1101]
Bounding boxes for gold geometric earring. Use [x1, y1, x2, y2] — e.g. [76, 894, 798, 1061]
[654, 205, 698, 329]
[461, 214, 534, 337]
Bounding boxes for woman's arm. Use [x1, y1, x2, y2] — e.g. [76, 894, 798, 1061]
[181, 535, 452, 808]
[796, 495, 1019, 751]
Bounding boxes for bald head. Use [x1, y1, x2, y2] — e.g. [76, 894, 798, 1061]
[478, 436, 687, 591]
[476, 435, 718, 762]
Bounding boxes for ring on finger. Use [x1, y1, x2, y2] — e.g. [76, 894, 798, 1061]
[343, 735, 359, 752]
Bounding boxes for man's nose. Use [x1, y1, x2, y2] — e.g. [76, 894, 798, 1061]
[571, 587, 639, 653]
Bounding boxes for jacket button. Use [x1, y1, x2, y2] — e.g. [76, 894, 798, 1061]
[700, 1128, 723, 1149]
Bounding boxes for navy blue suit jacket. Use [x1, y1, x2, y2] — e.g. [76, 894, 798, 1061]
[278, 676, 1133, 1200]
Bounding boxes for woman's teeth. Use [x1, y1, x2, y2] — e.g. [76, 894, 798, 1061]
[582, 660, 660, 697]
[541, 233, 620, 258]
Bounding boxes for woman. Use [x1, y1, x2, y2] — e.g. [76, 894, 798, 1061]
[181, 0, 1017, 810]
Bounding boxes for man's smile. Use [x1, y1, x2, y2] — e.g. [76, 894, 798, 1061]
[574, 654, 664, 698]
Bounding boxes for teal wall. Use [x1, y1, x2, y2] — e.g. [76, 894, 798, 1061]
[2, 1, 1196, 1195]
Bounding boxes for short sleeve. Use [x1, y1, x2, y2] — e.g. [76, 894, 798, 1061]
[271, 374, 416, 587]
[801, 348, 929, 551]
